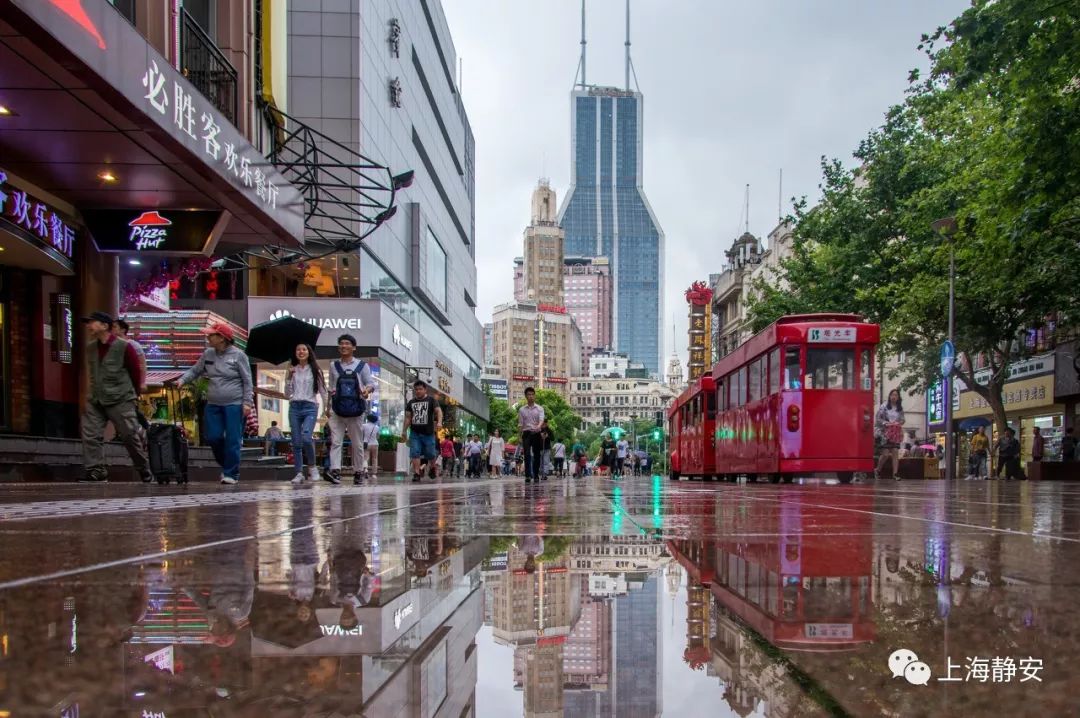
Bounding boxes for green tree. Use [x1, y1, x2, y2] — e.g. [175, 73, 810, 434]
[485, 387, 518, 442]
[531, 389, 581, 444]
[748, 0, 1080, 435]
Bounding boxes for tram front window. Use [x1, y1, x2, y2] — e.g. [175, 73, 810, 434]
[802, 577, 854, 620]
[805, 348, 855, 390]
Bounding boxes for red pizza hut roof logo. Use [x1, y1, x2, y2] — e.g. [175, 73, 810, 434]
[128, 211, 172, 250]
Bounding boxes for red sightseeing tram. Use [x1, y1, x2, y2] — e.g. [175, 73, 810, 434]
[667, 376, 716, 480]
[669, 314, 880, 483]
[667, 488, 876, 652]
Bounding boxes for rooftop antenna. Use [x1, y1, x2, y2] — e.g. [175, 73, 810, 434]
[625, 0, 631, 91]
[744, 183, 750, 233]
[576, 0, 587, 88]
[778, 169, 783, 223]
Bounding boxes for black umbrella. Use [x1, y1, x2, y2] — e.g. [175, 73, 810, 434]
[246, 316, 322, 365]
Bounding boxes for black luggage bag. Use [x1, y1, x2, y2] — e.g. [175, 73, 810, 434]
[146, 385, 189, 484]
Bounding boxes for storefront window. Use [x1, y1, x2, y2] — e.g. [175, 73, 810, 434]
[425, 228, 447, 311]
[254, 255, 360, 298]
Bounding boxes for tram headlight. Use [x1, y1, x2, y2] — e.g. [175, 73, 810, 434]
[786, 405, 800, 432]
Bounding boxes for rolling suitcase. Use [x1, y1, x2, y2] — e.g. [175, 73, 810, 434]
[147, 386, 189, 485]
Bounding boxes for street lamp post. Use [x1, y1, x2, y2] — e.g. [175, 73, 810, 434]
[933, 217, 958, 481]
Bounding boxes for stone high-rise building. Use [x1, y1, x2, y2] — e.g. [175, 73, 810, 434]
[492, 302, 582, 402]
[521, 180, 565, 307]
[515, 255, 612, 365]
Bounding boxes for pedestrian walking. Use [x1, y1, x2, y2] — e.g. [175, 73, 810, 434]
[552, 439, 566, 477]
[874, 389, 905, 480]
[325, 334, 376, 485]
[996, 427, 1024, 480]
[486, 429, 506, 478]
[1062, 427, 1077, 461]
[599, 435, 617, 476]
[1032, 426, 1045, 462]
[468, 434, 485, 477]
[968, 426, 990, 479]
[615, 435, 630, 478]
[405, 380, 442, 482]
[453, 434, 465, 477]
[439, 433, 457, 478]
[174, 322, 253, 485]
[285, 343, 327, 485]
[517, 387, 546, 483]
[80, 310, 153, 483]
[540, 421, 553, 479]
[112, 318, 149, 430]
[571, 440, 587, 477]
[360, 414, 380, 482]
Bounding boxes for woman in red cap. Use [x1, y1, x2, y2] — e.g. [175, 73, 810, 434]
[174, 321, 253, 484]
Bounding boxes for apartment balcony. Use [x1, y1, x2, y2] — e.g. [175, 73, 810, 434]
[179, 8, 238, 125]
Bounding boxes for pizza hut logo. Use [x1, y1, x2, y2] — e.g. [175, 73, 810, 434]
[128, 211, 172, 250]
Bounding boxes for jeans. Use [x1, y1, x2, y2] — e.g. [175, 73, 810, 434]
[468, 454, 481, 476]
[289, 400, 319, 472]
[204, 403, 244, 480]
[521, 431, 543, 479]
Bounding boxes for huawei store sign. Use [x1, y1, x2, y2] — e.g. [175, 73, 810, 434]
[269, 308, 362, 330]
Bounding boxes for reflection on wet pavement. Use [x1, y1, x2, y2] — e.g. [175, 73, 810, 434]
[0, 476, 1077, 716]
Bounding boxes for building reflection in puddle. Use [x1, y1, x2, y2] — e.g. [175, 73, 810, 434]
[0, 495, 489, 716]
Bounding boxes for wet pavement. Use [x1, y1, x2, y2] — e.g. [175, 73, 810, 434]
[0, 475, 1076, 717]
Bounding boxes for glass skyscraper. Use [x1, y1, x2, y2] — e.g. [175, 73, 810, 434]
[558, 86, 665, 377]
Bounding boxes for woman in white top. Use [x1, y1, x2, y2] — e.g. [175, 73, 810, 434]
[285, 344, 328, 484]
[486, 428, 506, 477]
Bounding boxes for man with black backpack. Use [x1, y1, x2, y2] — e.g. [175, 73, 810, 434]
[325, 334, 376, 485]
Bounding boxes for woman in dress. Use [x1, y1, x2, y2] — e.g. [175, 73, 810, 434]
[874, 389, 905, 480]
[486, 428, 506, 478]
[285, 343, 327, 485]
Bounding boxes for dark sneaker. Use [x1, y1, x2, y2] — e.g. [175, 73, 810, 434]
[353, 475, 363, 486]
[324, 470, 341, 486]
[80, 469, 108, 483]
[412, 474, 422, 483]
[141, 470, 155, 483]
[524, 477, 532, 483]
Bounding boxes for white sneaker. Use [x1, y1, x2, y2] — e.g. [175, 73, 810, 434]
[306, 466, 320, 482]
[291, 472, 305, 484]
[220, 476, 238, 485]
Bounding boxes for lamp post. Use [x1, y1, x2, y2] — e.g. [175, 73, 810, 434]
[932, 217, 958, 481]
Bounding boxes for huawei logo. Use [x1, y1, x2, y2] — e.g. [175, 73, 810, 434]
[270, 309, 292, 320]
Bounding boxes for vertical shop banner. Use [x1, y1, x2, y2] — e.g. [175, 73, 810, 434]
[685, 281, 713, 381]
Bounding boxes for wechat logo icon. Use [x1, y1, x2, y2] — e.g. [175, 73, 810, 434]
[889, 648, 932, 686]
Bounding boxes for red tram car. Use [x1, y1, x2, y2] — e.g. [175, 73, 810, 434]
[667, 489, 875, 652]
[669, 314, 880, 483]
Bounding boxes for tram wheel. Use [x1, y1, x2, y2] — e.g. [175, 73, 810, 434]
[768, 474, 781, 484]
[782, 475, 795, 484]
[669, 471, 680, 481]
[837, 472, 854, 484]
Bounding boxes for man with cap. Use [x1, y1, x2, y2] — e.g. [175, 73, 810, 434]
[172, 321, 253, 485]
[81, 310, 152, 483]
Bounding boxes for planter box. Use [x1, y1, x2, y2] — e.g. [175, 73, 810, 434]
[378, 449, 398, 472]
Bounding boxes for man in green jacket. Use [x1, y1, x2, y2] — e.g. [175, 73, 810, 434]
[81, 311, 152, 483]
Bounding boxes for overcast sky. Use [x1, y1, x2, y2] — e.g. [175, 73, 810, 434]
[442, 0, 968, 371]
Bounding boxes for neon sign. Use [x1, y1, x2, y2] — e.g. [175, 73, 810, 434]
[128, 211, 172, 250]
[0, 169, 76, 260]
[320, 624, 362, 636]
[393, 602, 414, 629]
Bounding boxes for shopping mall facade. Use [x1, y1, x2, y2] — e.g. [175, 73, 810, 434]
[0, 0, 487, 442]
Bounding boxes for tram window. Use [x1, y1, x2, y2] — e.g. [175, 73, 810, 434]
[802, 577, 853, 620]
[769, 348, 781, 394]
[784, 348, 802, 390]
[717, 380, 726, 411]
[767, 571, 779, 615]
[806, 348, 855, 390]
[859, 348, 873, 391]
[748, 359, 762, 401]
[706, 389, 717, 419]
[782, 576, 799, 618]
[737, 368, 746, 406]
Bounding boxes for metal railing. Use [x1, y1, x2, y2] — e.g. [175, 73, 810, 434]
[179, 8, 237, 125]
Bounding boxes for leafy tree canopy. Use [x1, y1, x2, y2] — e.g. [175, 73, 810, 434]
[748, 0, 1080, 433]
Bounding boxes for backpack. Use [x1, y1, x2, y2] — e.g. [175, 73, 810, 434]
[332, 360, 367, 417]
